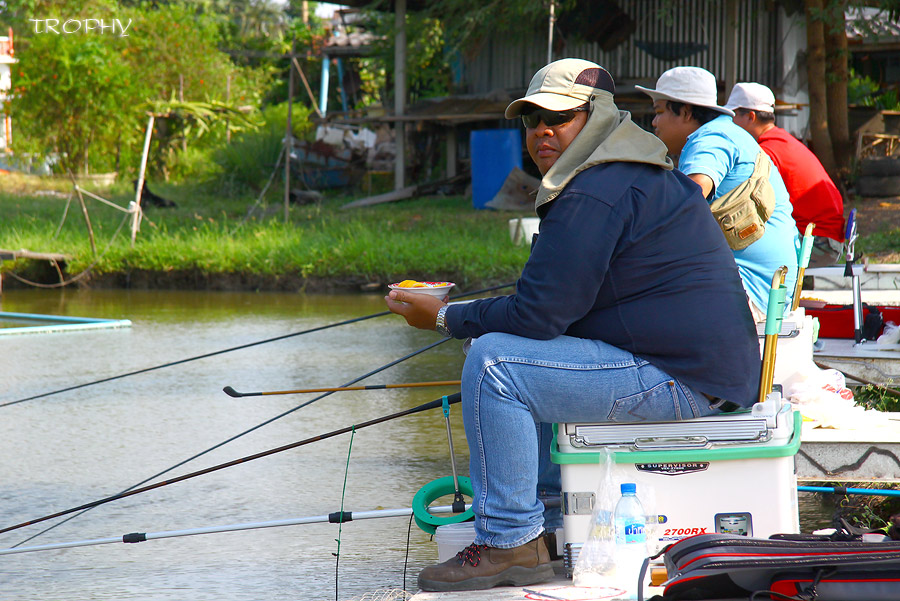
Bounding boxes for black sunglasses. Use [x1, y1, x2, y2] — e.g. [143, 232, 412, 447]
[521, 106, 589, 129]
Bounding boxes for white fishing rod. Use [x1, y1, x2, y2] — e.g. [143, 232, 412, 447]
[0, 504, 471, 557]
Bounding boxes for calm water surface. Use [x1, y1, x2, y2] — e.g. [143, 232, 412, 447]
[0, 288, 468, 601]
[0, 288, 835, 601]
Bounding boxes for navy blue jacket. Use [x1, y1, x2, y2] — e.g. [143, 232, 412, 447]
[445, 161, 762, 406]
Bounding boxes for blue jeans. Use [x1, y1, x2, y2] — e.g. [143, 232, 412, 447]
[461, 332, 725, 548]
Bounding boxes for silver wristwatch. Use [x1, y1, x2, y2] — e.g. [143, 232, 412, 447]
[435, 305, 451, 337]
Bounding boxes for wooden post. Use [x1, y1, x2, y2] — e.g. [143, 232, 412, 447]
[547, 0, 555, 64]
[285, 39, 295, 224]
[336, 58, 348, 112]
[394, 0, 407, 191]
[446, 128, 457, 178]
[225, 73, 231, 143]
[132, 114, 155, 248]
[292, 57, 324, 119]
[179, 74, 186, 153]
[73, 182, 97, 256]
[724, 0, 738, 101]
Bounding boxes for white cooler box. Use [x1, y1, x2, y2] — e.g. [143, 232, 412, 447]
[552, 398, 801, 573]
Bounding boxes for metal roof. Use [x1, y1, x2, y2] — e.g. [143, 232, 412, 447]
[323, 1, 433, 12]
[846, 7, 900, 43]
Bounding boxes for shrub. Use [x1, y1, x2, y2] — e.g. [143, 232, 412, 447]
[211, 102, 313, 195]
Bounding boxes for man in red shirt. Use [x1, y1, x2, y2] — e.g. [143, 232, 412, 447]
[726, 82, 845, 266]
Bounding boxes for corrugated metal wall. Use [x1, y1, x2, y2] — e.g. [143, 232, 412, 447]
[461, 0, 780, 94]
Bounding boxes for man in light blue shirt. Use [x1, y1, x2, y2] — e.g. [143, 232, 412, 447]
[638, 67, 799, 317]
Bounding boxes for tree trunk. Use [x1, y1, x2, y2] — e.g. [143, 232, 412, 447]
[824, 0, 851, 185]
[805, 0, 839, 182]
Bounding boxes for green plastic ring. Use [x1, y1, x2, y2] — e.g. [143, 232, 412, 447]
[411, 476, 475, 534]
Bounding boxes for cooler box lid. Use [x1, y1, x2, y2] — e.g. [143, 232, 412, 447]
[564, 416, 770, 449]
[552, 409, 800, 465]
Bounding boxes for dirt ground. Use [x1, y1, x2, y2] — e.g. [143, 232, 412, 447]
[846, 195, 900, 262]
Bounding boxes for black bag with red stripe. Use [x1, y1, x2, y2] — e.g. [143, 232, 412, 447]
[644, 532, 900, 601]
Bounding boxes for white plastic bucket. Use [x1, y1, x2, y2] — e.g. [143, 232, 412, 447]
[434, 521, 476, 562]
[508, 217, 540, 245]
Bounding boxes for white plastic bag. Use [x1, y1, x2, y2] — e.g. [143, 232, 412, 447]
[782, 364, 873, 429]
[572, 448, 660, 590]
[572, 448, 618, 587]
[878, 321, 900, 345]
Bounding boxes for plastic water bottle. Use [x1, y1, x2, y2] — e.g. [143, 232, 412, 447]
[614, 483, 646, 599]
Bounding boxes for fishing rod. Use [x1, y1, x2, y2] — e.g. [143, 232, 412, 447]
[0, 504, 471, 557]
[21, 486, 898, 557]
[1, 282, 512, 408]
[13, 337, 453, 546]
[223, 380, 461, 397]
[18, 488, 900, 557]
[0, 393, 461, 537]
[798, 485, 900, 498]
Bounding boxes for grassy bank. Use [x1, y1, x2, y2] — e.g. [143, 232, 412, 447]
[0, 175, 531, 292]
[3, 173, 899, 292]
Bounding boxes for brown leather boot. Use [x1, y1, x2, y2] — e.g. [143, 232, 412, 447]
[417, 534, 554, 592]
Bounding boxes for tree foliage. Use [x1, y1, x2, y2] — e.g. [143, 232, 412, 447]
[804, 0, 900, 184]
[7, 0, 273, 176]
[10, 0, 133, 173]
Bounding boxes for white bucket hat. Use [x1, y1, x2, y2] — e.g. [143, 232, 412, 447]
[636, 66, 734, 117]
[505, 58, 615, 118]
[725, 82, 776, 112]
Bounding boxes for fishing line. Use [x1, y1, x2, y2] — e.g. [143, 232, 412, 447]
[403, 512, 414, 593]
[0, 392, 462, 537]
[11, 338, 453, 546]
[334, 426, 356, 601]
[1, 282, 511, 408]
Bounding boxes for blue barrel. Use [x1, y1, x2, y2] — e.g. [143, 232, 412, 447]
[470, 129, 522, 209]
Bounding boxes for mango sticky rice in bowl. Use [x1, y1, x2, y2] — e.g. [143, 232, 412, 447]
[388, 280, 455, 298]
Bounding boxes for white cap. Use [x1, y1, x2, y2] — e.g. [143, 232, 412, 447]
[505, 58, 615, 118]
[636, 66, 734, 116]
[725, 82, 776, 112]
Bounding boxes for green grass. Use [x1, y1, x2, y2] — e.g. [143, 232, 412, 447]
[853, 383, 900, 412]
[857, 228, 900, 261]
[0, 175, 532, 290]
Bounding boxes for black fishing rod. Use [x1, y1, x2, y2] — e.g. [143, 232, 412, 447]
[0, 393, 461, 536]
[223, 380, 461, 397]
[13, 337, 453, 546]
[1, 282, 512, 408]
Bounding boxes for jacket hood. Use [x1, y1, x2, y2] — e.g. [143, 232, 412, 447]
[535, 90, 673, 213]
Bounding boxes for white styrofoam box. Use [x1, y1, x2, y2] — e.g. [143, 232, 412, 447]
[553, 407, 800, 559]
[434, 522, 476, 562]
[757, 309, 816, 389]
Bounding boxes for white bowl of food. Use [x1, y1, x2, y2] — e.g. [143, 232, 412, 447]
[388, 280, 455, 298]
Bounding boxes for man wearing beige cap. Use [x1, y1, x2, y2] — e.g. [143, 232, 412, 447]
[386, 58, 761, 592]
[638, 66, 800, 318]
[726, 82, 845, 266]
